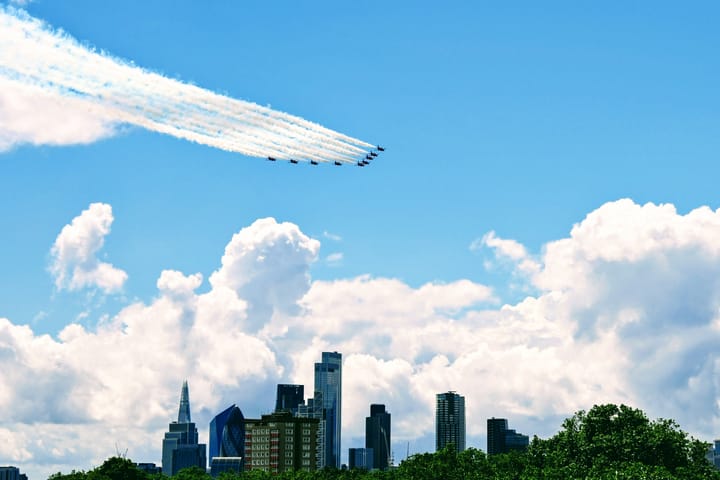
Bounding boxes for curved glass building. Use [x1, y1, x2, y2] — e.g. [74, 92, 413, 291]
[209, 404, 245, 460]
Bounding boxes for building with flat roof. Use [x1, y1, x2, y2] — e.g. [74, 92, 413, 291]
[436, 391, 465, 452]
[244, 411, 319, 474]
[348, 448, 374, 470]
[276, 384, 305, 414]
[314, 351, 342, 468]
[487, 417, 529, 454]
[366, 404, 391, 470]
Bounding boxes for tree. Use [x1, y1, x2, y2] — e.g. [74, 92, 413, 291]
[526, 404, 720, 479]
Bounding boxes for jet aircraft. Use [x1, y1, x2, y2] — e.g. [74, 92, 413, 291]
[290, 159, 299, 164]
[267, 157, 276, 161]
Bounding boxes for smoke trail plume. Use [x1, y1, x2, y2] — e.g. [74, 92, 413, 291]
[0, 7, 377, 164]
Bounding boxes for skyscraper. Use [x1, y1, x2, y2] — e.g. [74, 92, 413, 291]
[487, 418, 508, 455]
[314, 351, 342, 468]
[209, 404, 245, 476]
[487, 417, 529, 454]
[276, 384, 305, 414]
[436, 391, 465, 452]
[162, 381, 207, 476]
[365, 404, 391, 470]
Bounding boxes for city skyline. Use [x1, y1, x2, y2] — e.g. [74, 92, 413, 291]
[2, 2, 720, 480]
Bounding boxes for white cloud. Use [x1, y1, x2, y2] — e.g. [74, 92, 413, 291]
[49, 203, 127, 293]
[0, 78, 117, 151]
[4, 199, 720, 479]
[472, 230, 541, 276]
[323, 231, 342, 242]
[325, 252, 343, 266]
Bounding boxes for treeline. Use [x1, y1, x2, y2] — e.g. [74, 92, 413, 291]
[49, 404, 720, 480]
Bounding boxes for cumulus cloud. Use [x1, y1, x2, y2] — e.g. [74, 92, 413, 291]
[4, 199, 720, 479]
[49, 203, 127, 293]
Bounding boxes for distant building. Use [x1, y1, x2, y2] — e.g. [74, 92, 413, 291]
[276, 384, 305, 414]
[436, 391, 465, 452]
[487, 417, 529, 454]
[162, 381, 207, 476]
[366, 404, 391, 470]
[209, 404, 245, 476]
[297, 393, 326, 470]
[713, 439, 720, 469]
[348, 448, 374, 470]
[244, 411, 319, 474]
[314, 351, 342, 468]
[135, 463, 162, 475]
[0, 467, 25, 480]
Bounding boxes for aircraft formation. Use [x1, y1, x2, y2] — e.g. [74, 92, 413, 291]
[267, 146, 385, 167]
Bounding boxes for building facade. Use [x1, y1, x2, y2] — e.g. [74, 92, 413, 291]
[209, 404, 245, 476]
[162, 381, 207, 476]
[487, 417, 529, 454]
[275, 384, 305, 414]
[348, 448, 374, 470]
[436, 391, 465, 452]
[296, 393, 326, 470]
[366, 404, 391, 470]
[314, 351, 342, 468]
[0, 467, 25, 480]
[244, 411, 319, 474]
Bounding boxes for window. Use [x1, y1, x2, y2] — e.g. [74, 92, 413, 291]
[303, 429, 311, 435]
[302, 444, 310, 450]
[302, 436, 310, 443]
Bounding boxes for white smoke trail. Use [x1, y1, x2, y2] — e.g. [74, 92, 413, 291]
[0, 7, 378, 164]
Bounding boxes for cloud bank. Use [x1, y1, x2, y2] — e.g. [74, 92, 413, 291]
[2, 199, 720, 479]
[0, 7, 374, 163]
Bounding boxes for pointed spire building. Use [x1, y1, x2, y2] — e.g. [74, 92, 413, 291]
[162, 381, 206, 476]
[178, 380, 191, 423]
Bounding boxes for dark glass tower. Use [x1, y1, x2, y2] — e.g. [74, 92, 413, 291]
[365, 404, 391, 470]
[487, 418, 508, 455]
[436, 391, 465, 452]
[275, 384, 304, 414]
[162, 381, 207, 476]
[314, 351, 342, 468]
[487, 418, 528, 454]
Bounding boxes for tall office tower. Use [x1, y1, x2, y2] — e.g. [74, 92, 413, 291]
[314, 351, 342, 468]
[487, 418, 529, 454]
[713, 440, 720, 468]
[162, 381, 207, 476]
[244, 411, 320, 474]
[366, 404, 391, 470]
[276, 384, 305, 414]
[209, 405, 245, 477]
[436, 391, 465, 452]
[0, 466, 24, 480]
[487, 418, 508, 455]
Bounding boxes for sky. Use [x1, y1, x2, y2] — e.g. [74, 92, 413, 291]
[1, 1, 720, 478]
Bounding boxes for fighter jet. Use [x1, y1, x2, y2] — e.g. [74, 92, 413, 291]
[310, 160, 319, 165]
[357, 162, 365, 167]
[377, 145, 385, 151]
[289, 159, 299, 164]
[369, 152, 378, 158]
[267, 157, 277, 161]
[334, 161, 342, 166]
[366, 155, 373, 160]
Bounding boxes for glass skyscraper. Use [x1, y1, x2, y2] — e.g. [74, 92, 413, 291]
[209, 404, 245, 477]
[366, 404, 391, 470]
[162, 381, 207, 476]
[275, 384, 304, 414]
[314, 351, 342, 468]
[436, 391, 465, 452]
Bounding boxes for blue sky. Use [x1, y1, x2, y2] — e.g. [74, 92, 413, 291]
[2, 1, 720, 478]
